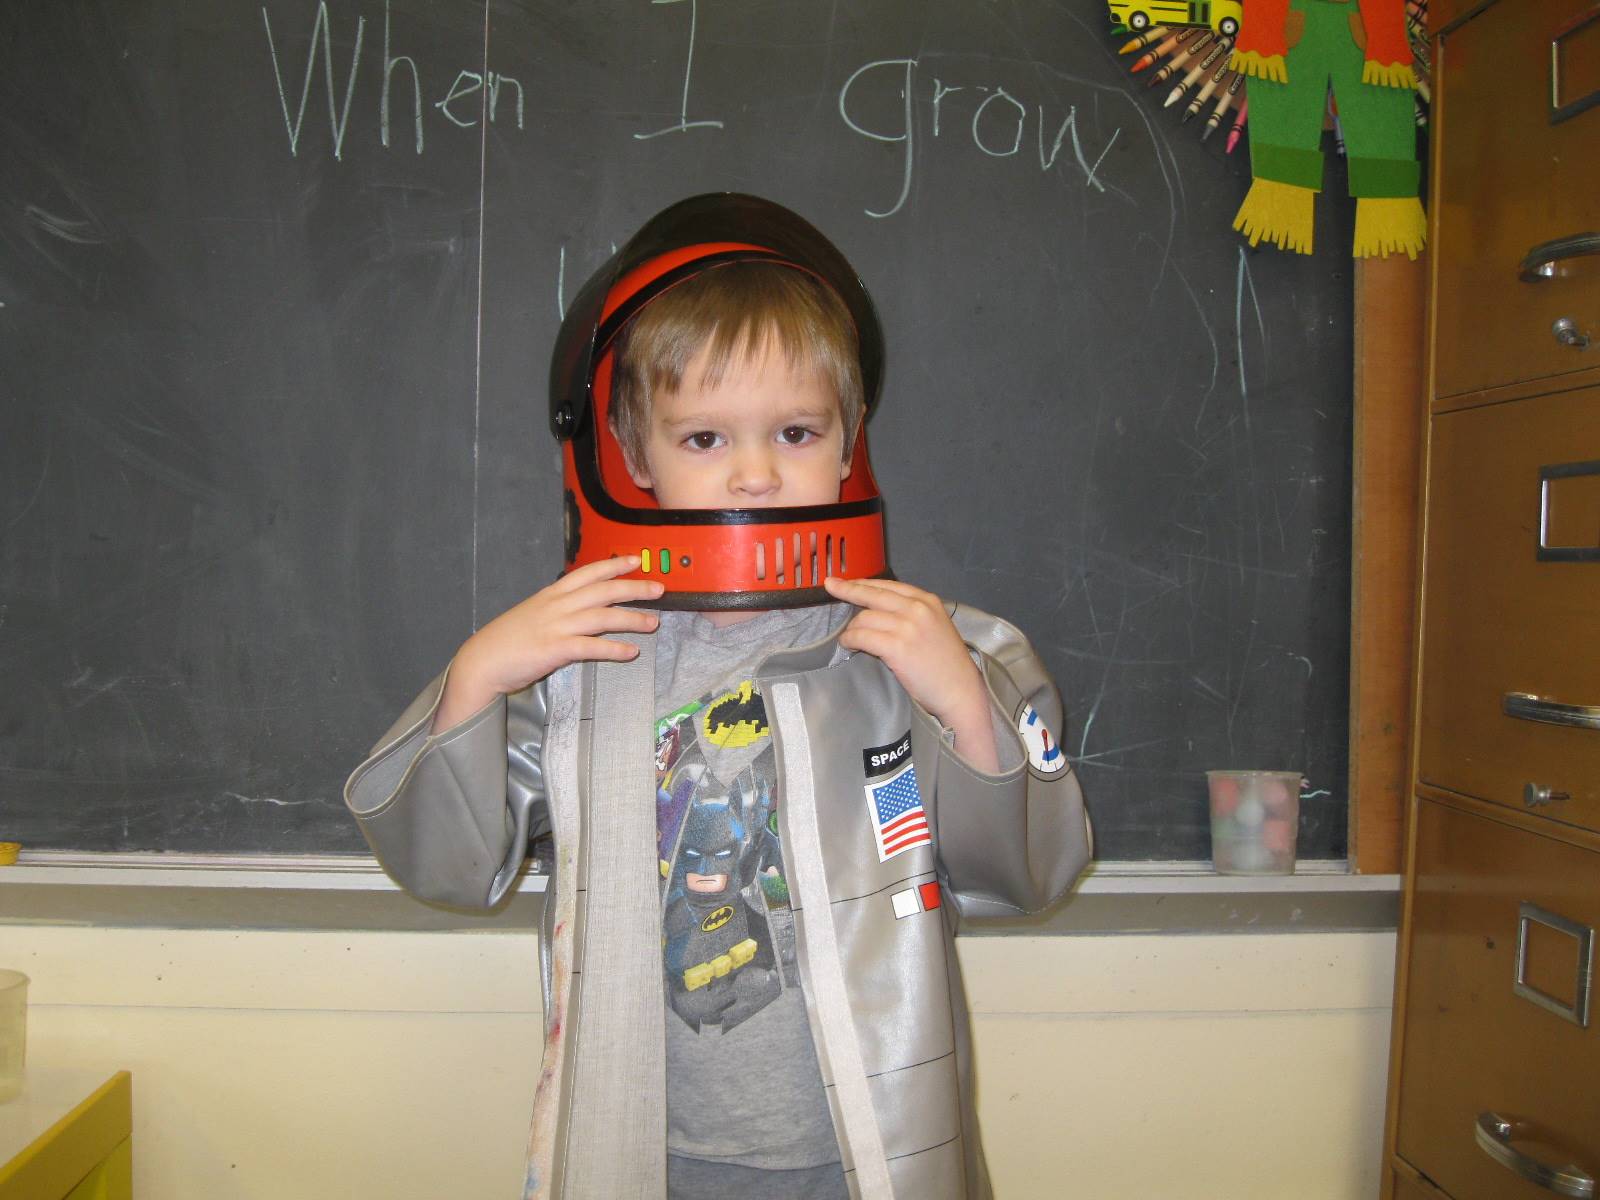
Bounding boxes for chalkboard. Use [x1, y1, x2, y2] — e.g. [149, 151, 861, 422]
[0, 0, 1352, 861]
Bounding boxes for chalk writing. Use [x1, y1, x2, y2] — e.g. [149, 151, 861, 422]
[839, 58, 1123, 219]
[262, 0, 525, 160]
[381, 0, 420, 152]
[634, 0, 724, 141]
[1234, 246, 1265, 428]
[557, 245, 567, 319]
[263, 2, 365, 160]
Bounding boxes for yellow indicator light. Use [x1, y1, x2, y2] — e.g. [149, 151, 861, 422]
[640, 549, 651, 573]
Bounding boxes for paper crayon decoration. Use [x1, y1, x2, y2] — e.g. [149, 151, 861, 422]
[1204, 70, 1247, 139]
[1169, 39, 1235, 109]
[1183, 50, 1238, 118]
[1107, 15, 1242, 149]
[1406, 0, 1432, 126]
[1229, 0, 1425, 258]
[1118, 26, 1172, 54]
[1227, 98, 1248, 153]
[1147, 32, 1216, 86]
[1131, 26, 1206, 73]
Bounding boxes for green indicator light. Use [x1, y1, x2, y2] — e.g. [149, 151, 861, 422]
[659, 549, 671, 574]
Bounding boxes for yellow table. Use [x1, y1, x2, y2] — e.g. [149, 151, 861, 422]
[0, 1070, 131, 1200]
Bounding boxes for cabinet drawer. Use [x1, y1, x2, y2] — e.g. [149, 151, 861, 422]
[1417, 387, 1600, 834]
[1434, 0, 1600, 398]
[1392, 1166, 1453, 1200]
[1395, 799, 1599, 1200]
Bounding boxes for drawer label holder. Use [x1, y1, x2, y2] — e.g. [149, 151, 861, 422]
[1538, 459, 1600, 562]
[1514, 900, 1594, 1029]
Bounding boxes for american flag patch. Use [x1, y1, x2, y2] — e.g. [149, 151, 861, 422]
[865, 761, 931, 862]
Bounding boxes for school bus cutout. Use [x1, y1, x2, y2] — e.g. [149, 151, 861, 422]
[1108, 0, 1242, 37]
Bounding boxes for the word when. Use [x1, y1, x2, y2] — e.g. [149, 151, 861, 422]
[838, 58, 1123, 219]
[261, 0, 525, 160]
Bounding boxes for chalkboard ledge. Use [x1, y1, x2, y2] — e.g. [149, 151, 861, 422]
[0, 853, 1397, 935]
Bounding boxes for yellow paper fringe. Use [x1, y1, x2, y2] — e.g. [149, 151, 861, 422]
[1233, 178, 1316, 255]
[1353, 196, 1426, 259]
[1230, 49, 1288, 83]
[1361, 60, 1417, 89]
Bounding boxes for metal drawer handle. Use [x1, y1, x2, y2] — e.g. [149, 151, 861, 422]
[1476, 1112, 1595, 1198]
[1519, 233, 1600, 281]
[1504, 692, 1600, 730]
[1525, 782, 1573, 807]
[1553, 317, 1593, 349]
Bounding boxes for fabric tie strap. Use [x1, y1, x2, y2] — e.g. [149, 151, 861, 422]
[561, 638, 667, 1197]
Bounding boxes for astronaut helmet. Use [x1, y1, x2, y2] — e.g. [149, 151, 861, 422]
[549, 193, 889, 610]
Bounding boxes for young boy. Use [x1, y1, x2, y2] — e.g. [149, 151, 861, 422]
[345, 194, 1089, 1200]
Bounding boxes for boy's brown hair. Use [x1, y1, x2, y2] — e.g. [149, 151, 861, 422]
[609, 261, 864, 472]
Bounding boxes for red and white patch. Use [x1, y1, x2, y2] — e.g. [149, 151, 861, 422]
[890, 880, 943, 919]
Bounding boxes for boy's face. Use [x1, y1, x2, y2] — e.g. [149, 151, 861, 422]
[626, 336, 851, 511]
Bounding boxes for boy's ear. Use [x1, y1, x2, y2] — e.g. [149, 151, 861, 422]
[625, 455, 654, 490]
[839, 455, 852, 481]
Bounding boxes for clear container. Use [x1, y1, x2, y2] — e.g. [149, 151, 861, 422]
[1206, 771, 1303, 875]
[0, 969, 26, 1103]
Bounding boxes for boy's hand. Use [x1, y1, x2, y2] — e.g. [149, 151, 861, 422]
[433, 556, 663, 732]
[823, 576, 1000, 773]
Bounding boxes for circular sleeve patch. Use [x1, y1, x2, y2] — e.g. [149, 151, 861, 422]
[1016, 702, 1067, 775]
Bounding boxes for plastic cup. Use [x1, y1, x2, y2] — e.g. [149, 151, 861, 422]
[1206, 771, 1303, 875]
[0, 970, 27, 1103]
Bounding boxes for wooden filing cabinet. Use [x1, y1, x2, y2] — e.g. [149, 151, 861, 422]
[1382, 1, 1600, 1197]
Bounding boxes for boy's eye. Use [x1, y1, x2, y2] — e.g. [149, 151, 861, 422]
[778, 426, 817, 446]
[685, 431, 721, 451]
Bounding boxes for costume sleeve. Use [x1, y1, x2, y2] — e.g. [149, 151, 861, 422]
[1231, 0, 1291, 82]
[929, 604, 1093, 918]
[1357, 0, 1417, 87]
[343, 663, 550, 909]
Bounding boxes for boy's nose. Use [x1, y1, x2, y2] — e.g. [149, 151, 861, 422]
[729, 450, 780, 500]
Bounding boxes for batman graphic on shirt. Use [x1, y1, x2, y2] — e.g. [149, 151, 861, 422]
[655, 681, 798, 1033]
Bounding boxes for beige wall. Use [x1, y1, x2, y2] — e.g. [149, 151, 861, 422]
[8, 924, 1393, 1199]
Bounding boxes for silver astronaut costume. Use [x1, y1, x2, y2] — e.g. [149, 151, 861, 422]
[344, 607, 1090, 1198]
[343, 194, 1091, 1197]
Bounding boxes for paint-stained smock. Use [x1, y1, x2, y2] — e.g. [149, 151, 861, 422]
[344, 601, 1092, 1199]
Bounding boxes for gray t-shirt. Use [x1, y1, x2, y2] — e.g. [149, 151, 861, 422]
[652, 604, 850, 1173]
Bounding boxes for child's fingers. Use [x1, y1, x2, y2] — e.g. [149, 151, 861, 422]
[566, 577, 667, 611]
[550, 554, 651, 594]
[835, 576, 930, 600]
[828, 577, 943, 620]
[566, 605, 660, 637]
[566, 636, 644, 663]
[839, 609, 904, 639]
[824, 576, 916, 612]
[837, 623, 897, 661]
